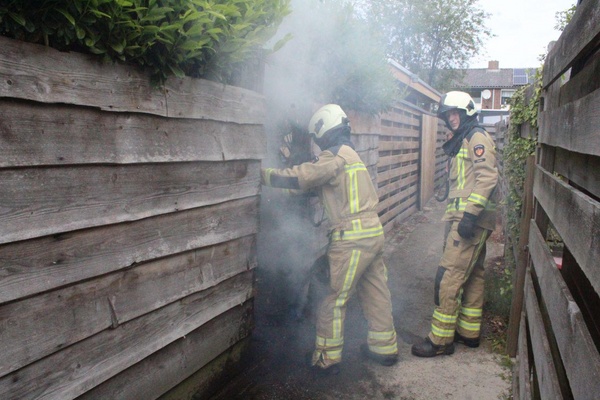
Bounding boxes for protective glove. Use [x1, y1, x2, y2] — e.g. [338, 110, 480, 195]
[457, 212, 478, 239]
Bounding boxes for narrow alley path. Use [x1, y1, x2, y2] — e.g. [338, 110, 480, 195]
[209, 200, 511, 399]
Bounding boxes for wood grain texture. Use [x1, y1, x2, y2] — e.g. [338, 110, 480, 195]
[529, 220, 600, 399]
[538, 88, 600, 157]
[518, 311, 532, 400]
[533, 165, 600, 296]
[0, 236, 255, 377]
[554, 147, 600, 199]
[420, 114, 438, 207]
[0, 197, 259, 304]
[0, 272, 254, 400]
[0, 100, 266, 167]
[0, 161, 260, 244]
[77, 303, 253, 400]
[0, 36, 265, 123]
[524, 273, 563, 400]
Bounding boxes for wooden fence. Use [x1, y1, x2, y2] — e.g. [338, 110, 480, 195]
[0, 37, 263, 399]
[510, 1, 600, 398]
[377, 102, 425, 228]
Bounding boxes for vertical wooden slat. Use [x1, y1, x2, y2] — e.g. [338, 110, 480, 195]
[419, 114, 438, 207]
[507, 155, 536, 356]
[524, 272, 563, 400]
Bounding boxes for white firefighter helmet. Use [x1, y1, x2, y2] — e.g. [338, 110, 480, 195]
[437, 91, 478, 118]
[308, 104, 349, 139]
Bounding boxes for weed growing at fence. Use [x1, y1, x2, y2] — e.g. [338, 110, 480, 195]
[504, 72, 540, 257]
[0, 0, 291, 84]
[482, 70, 540, 357]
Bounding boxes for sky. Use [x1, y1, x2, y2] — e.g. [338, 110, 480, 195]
[469, 0, 576, 69]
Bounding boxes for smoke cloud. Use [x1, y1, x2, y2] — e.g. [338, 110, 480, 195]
[257, 0, 342, 318]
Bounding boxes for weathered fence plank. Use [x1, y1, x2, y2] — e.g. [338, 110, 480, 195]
[0, 161, 259, 244]
[517, 311, 532, 400]
[77, 303, 252, 400]
[524, 273, 563, 400]
[380, 125, 420, 138]
[0, 273, 254, 400]
[381, 110, 420, 127]
[378, 140, 420, 152]
[377, 165, 417, 183]
[529, 220, 600, 399]
[164, 77, 265, 123]
[542, 0, 600, 88]
[377, 175, 419, 198]
[420, 114, 438, 207]
[0, 100, 266, 167]
[507, 156, 536, 357]
[558, 50, 600, 107]
[377, 184, 418, 215]
[533, 165, 600, 295]
[0, 197, 259, 304]
[382, 204, 418, 232]
[0, 236, 255, 377]
[538, 88, 600, 156]
[0, 36, 265, 123]
[377, 152, 419, 168]
[554, 147, 600, 199]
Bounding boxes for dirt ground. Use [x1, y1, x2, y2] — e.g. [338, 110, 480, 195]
[209, 200, 512, 400]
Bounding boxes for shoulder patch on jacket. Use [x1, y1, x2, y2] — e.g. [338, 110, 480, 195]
[474, 144, 485, 157]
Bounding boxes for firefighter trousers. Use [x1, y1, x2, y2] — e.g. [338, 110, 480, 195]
[429, 221, 491, 346]
[312, 233, 397, 368]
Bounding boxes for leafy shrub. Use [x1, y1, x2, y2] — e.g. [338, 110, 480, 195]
[0, 0, 291, 84]
[504, 71, 540, 244]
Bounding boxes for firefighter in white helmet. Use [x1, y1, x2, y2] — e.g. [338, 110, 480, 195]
[411, 91, 498, 357]
[261, 104, 398, 374]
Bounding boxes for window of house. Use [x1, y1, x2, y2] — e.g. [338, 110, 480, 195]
[501, 89, 515, 106]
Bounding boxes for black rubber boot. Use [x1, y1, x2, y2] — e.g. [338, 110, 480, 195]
[306, 351, 340, 376]
[360, 344, 398, 366]
[411, 337, 455, 357]
[454, 332, 480, 348]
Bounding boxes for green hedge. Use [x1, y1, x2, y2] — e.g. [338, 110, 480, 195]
[0, 0, 290, 84]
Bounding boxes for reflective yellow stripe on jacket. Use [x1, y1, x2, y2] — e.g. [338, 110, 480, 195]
[330, 162, 384, 241]
[345, 162, 367, 214]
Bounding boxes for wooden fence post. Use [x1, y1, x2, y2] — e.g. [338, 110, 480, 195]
[506, 154, 536, 357]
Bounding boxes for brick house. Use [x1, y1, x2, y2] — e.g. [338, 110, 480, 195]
[451, 60, 537, 124]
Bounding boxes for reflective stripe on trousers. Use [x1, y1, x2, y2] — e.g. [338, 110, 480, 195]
[313, 235, 397, 368]
[429, 222, 489, 345]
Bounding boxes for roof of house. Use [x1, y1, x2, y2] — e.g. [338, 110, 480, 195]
[452, 67, 537, 89]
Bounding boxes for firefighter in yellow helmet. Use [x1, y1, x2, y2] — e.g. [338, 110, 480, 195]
[411, 91, 498, 357]
[261, 104, 398, 374]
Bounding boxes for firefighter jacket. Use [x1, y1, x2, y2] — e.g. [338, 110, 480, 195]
[261, 144, 383, 240]
[443, 127, 498, 231]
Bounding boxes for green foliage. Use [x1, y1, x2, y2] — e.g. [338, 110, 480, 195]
[554, 3, 577, 32]
[503, 70, 540, 245]
[356, 0, 492, 90]
[0, 0, 291, 84]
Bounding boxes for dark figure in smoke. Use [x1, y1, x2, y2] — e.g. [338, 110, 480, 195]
[412, 91, 498, 357]
[261, 104, 398, 374]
